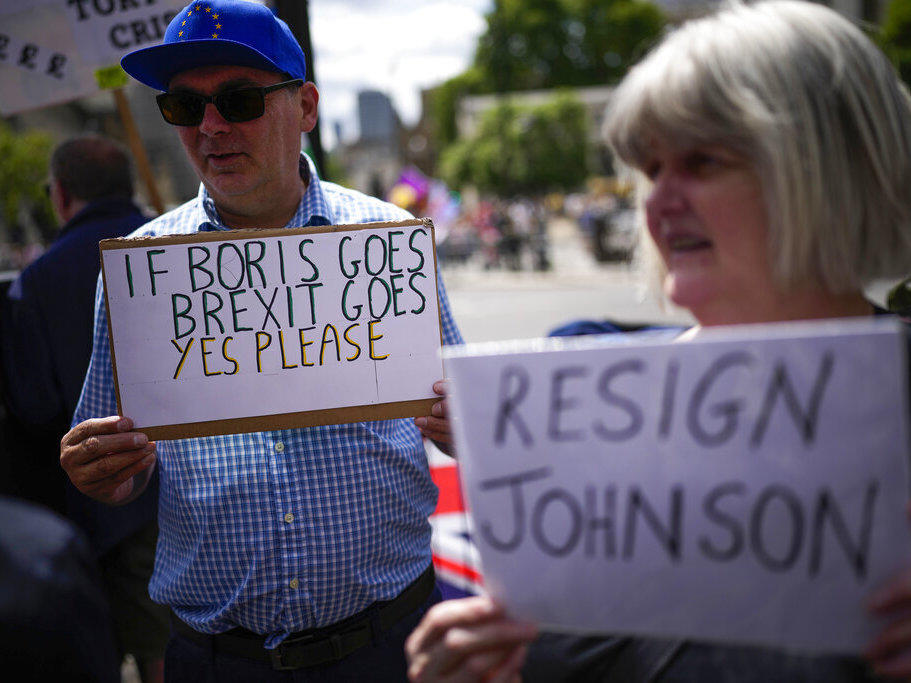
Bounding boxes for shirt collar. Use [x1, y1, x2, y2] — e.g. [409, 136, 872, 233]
[196, 153, 332, 232]
[60, 196, 141, 237]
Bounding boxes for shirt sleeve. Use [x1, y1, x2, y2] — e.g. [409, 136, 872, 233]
[436, 273, 463, 347]
[71, 275, 118, 427]
[0, 274, 65, 429]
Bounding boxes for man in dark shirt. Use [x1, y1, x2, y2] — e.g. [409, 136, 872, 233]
[0, 135, 167, 682]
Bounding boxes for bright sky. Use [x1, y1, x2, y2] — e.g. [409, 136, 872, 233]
[308, 0, 491, 149]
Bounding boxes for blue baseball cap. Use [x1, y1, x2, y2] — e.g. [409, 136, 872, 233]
[121, 0, 306, 91]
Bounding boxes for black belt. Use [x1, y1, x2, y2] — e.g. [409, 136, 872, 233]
[171, 565, 435, 670]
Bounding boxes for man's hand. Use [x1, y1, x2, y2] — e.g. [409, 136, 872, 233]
[415, 380, 453, 455]
[60, 416, 156, 505]
[405, 596, 538, 683]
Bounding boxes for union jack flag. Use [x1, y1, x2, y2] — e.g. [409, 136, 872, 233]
[427, 446, 483, 599]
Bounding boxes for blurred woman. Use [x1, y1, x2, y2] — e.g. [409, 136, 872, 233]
[409, 1, 911, 680]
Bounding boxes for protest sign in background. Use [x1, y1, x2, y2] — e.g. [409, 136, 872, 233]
[445, 318, 911, 654]
[0, 0, 185, 116]
[64, 0, 181, 68]
[100, 219, 444, 439]
[0, 1, 97, 115]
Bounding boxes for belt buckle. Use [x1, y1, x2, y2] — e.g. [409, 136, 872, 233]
[269, 645, 295, 671]
[269, 632, 318, 671]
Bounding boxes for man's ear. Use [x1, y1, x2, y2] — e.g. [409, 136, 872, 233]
[51, 179, 70, 218]
[299, 82, 319, 133]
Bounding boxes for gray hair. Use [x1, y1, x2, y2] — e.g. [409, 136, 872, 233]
[605, 0, 911, 294]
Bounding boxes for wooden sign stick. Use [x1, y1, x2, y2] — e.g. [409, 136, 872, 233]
[112, 87, 166, 216]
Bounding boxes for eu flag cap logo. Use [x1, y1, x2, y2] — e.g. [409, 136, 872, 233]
[121, 0, 306, 92]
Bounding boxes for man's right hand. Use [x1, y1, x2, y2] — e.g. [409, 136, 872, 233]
[60, 416, 156, 505]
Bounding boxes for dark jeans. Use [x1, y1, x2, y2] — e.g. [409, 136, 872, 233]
[98, 521, 169, 662]
[164, 585, 441, 682]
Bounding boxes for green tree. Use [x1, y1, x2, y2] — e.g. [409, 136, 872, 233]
[474, 0, 577, 93]
[880, 0, 911, 85]
[0, 121, 53, 239]
[430, 68, 485, 147]
[474, 0, 664, 92]
[430, 0, 665, 150]
[440, 92, 588, 196]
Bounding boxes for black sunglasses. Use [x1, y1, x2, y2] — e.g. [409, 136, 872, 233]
[156, 78, 303, 126]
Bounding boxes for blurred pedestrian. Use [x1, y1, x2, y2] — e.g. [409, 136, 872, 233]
[0, 135, 166, 682]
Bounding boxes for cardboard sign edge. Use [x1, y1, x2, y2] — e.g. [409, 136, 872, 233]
[139, 397, 437, 440]
[99, 218, 442, 437]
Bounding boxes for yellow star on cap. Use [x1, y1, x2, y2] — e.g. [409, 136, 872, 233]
[206, 7, 212, 12]
[213, 14, 219, 19]
[187, 10, 192, 16]
[181, 20, 186, 25]
[215, 23, 222, 29]
[212, 33, 218, 38]
[178, 30, 184, 36]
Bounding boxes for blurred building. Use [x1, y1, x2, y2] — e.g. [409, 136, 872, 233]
[457, 85, 612, 144]
[357, 90, 399, 145]
[336, 89, 405, 198]
[655, 0, 885, 21]
[400, 90, 437, 177]
[456, 85, 615, 176]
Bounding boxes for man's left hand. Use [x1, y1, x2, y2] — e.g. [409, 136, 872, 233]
[415, 380, 453, 455]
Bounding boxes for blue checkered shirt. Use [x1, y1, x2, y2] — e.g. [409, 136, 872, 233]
[73, 155, 463, 646]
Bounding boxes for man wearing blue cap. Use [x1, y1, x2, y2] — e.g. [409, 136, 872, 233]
[59, 1, 461, 680]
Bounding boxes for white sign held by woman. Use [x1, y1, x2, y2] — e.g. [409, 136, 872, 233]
[444, 318, 911, 654]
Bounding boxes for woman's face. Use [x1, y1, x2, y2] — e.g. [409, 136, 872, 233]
[642, 137, 776, 325]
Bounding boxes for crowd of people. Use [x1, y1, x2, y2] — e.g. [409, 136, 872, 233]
[436, 191, 639, 273]
[1, 1, 910, 682]
[438, 198, 552, 272]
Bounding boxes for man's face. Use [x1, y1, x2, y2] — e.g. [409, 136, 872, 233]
[168, 65, 318, 226]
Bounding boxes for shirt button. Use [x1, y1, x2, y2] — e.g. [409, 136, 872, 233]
[289, 578, 299, 589]
[283, 512, 294, 524]
[274, 441, 284, 453]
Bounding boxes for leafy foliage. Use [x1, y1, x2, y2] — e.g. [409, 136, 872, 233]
[431, 0, 665, 148]
[0, 120, 53, 235]
[879, 0, 911, 85]
[439, 92, 589, 196]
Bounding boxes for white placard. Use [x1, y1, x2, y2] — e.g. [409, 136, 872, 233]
[444, 318, 911, 654]
[0, 2, 97, 115]
[63, 0, 184, 67]
[0, 0, 186, 115]
[100, 220, 443, 438]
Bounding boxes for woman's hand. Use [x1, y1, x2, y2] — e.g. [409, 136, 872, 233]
[865, 504, 911, 679]
[405, 596, 538, 683]
[866, 568, 911, 678]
